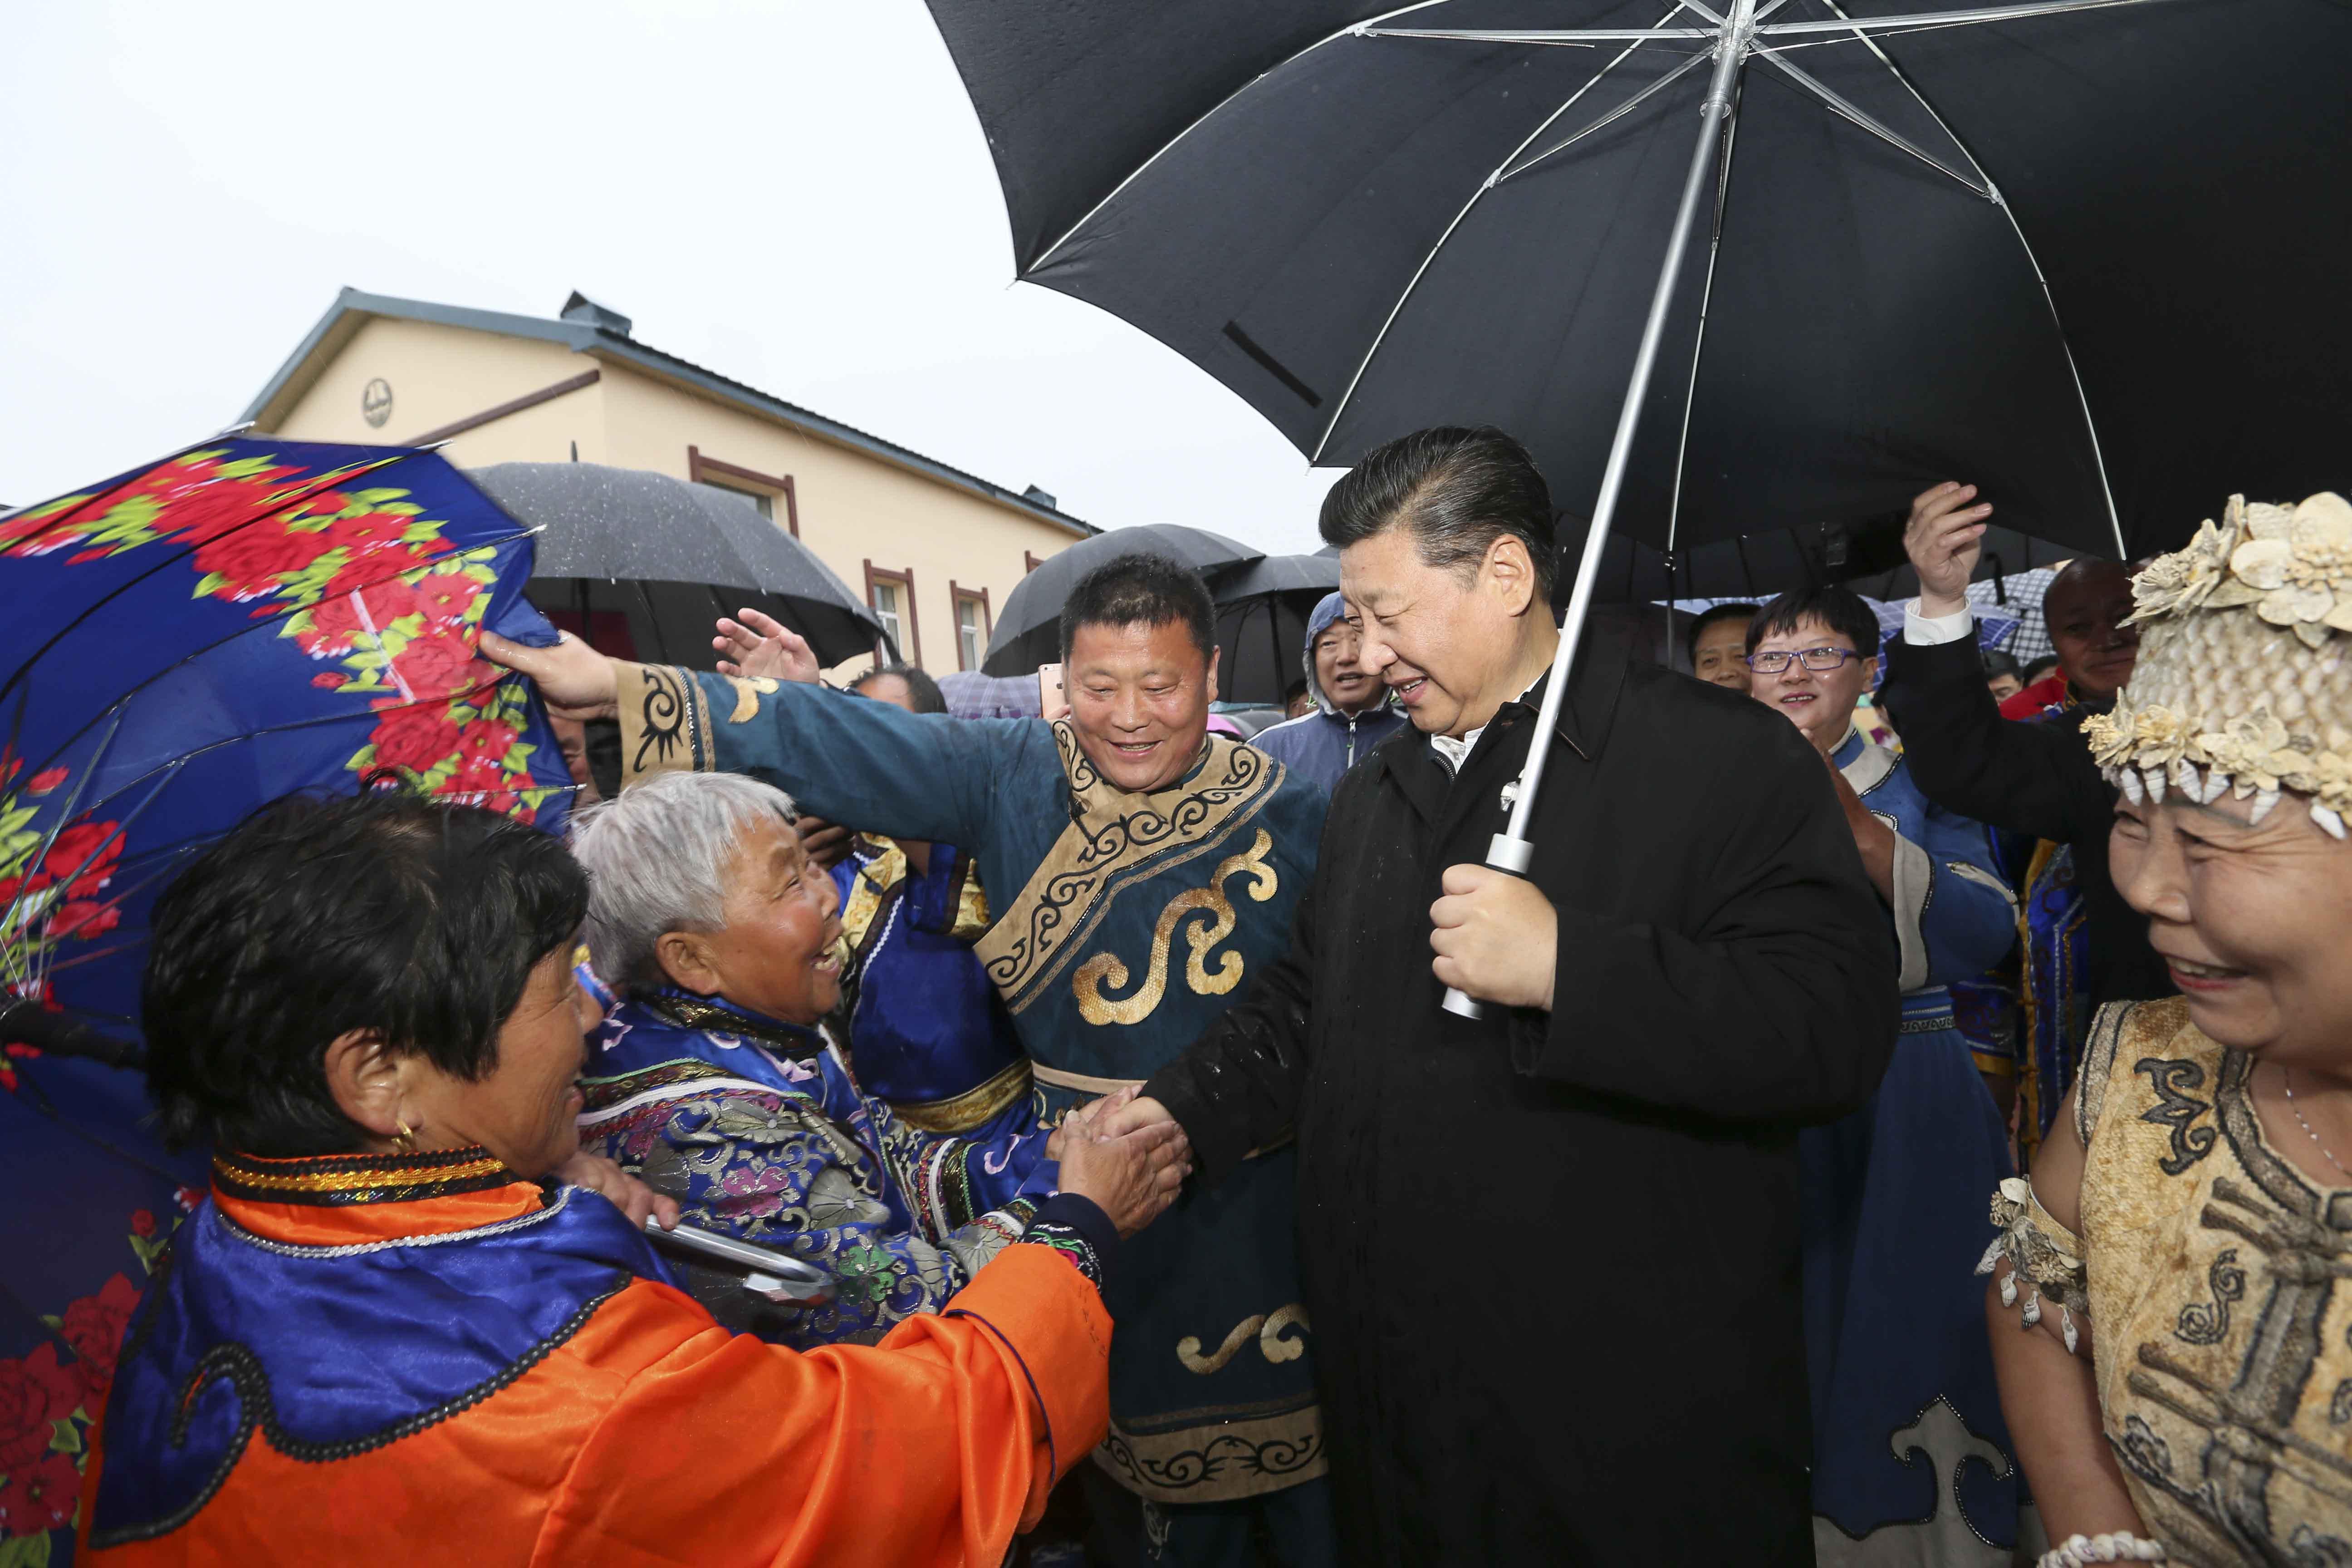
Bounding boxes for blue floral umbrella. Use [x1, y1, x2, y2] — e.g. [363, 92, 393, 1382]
[0, 438, 574, 1561]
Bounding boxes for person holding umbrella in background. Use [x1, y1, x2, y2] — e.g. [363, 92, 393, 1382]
[1248, 590, 1407, 794]
[1112, 426, 1895, 1564]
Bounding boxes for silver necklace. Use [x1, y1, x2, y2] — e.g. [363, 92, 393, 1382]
[2281, 1066, 2352, 1182]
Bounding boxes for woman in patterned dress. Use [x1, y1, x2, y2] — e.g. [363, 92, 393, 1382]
[1981, 494, 2352, 1563]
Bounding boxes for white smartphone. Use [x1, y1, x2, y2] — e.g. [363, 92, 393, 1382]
[1037, 662, 1069, 721]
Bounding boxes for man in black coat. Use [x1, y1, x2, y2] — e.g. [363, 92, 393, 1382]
[1113, 428, 1897, 1564]
[1877, 483, 2171, 1012]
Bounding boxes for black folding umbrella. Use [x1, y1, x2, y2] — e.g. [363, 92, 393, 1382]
[469, 462, 887, 670]
[1213, 553, 1343, 704]
[982, 523, 1264, 674]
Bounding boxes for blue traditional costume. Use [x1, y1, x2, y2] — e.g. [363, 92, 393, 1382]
[610, 662, 1332, 1552]
[578, 989, 1059, 1349]
[830, 834, 1039, 1146]
[1805, 727, 2025, 1563]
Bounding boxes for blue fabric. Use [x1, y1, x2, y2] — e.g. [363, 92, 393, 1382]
[580, 993, 1058, 1348]
[1804, 736, 2021, 1550]
[0, 440, 576, 1566]
[831, 839, 1027, 1114]
[87, 1185, 664, 1545]
[1246, 591, 1407, 795]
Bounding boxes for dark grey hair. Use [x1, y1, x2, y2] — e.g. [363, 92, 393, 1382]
[853, 662, 946, 715]
[568, 771, 798, 992]
[1318, 426, 1558, 599]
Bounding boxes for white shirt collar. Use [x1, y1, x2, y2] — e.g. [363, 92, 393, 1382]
[1430, 674, 1546, 776]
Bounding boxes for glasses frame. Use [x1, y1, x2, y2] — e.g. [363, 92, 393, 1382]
[1744, 645, 1867, 675]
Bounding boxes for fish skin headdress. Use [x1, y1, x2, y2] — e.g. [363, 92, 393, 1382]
[2081, 492, 2352, 838]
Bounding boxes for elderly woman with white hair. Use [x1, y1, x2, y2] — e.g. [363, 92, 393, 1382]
[1982, 493, 2352, 1564]
[570, 770, 1185, 1348]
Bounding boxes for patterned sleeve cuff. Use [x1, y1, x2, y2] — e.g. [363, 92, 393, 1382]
[1016, 1191, 1116, 1295]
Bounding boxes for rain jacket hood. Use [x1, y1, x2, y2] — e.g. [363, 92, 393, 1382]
[1249, 592, 1408, 794]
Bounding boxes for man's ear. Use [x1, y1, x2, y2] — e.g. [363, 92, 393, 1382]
[1203, 645, 1222, 708]
[323, 1029, 407, 1142]
[1484, 534, 1540, 617]
[655, 930, 725, 996]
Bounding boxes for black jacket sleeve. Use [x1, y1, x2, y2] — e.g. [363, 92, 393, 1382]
[1141, 867, 1320, 1185]
[1877, 634, 2110, 846]
[1515, 717, 1898, 1126]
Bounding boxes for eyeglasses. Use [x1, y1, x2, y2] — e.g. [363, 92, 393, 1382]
[1744, 646, 1866, 674]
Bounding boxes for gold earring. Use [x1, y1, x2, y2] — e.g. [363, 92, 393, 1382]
[393, 1119, 417, 1154]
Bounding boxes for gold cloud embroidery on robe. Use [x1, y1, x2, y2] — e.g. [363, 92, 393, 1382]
[1073, 829, 1277, 1025]
[1176, 1303, 1311, 1375]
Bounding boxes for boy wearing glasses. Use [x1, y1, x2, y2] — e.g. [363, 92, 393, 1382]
[1743, 584, 2029, 1559]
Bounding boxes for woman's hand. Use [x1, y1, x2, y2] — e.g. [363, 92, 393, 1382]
[1048, 1085, 1137, 1162]
[557, 1149, 681, 1231]
[1058, 1118, 1190, 1239]
[713, 607, 821, 684]
[479, 631, 621, 721]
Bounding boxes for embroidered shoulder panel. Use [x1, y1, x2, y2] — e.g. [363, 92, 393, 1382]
[974, 723, 1284, 1012]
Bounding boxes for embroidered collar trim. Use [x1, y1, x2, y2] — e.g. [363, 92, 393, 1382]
[211, 1146, 515, 1208]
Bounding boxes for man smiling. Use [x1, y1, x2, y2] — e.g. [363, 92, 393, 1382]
[1250, 590, 1407, 794]
[1115, 426, 1895, 1565]
[482, 555, 1336, 1568]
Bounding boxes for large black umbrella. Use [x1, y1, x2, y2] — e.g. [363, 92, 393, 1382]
[925, 0, 2349, 566]
[469, 462, 887, 670]
[1213, 553, 1342, 704]
[982, 523, 1264, 674]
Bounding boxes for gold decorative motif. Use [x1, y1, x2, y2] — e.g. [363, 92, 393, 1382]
[723, 673, 779, 723]
[838, 837, 910, 957]
[1176, 1303, 1311, 1375]
[615, 663, 710, 784]
[889, 1058, 1035, 1135]
[973, 723, 1284, 1013]
[1073, 830, 1277, 1026]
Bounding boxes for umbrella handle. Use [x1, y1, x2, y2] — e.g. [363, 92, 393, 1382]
[1439, 833, 1537, 1021]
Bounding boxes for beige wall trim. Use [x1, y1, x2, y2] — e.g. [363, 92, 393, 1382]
[687, 445, 799, 539]
[405, 368, 601, 446]
[863, 559, 920, 668]
[947, 580, 992, 671]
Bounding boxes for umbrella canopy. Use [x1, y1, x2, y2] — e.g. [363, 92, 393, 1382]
[982, 523, 1264, 674]
[1212, 553, 1342, 704]
[0, 439, 575, 1559]
[925, 0, 2352, 562]
[468, 461, 886, 669]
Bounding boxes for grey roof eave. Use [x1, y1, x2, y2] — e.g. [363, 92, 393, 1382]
[238, 287, 1096, 538]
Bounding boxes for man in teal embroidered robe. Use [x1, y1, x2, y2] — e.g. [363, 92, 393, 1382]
[485, 558, 1334, 1567]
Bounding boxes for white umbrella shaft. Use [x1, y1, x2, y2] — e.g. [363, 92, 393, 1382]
[1444, 0, 1756, 1021]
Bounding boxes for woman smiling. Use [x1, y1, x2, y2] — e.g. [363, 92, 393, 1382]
[1985, 493, 2352, 1563]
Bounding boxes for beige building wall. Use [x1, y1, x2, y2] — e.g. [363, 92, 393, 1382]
[259, 313, 1080, 679]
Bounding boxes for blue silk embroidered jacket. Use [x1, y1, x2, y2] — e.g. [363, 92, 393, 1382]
[578, 990, 1060, 1351]
[831, 835, 1038, 1145]
[613, 664, 1330, 1505]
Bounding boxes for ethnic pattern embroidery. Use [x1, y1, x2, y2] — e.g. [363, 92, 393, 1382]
[619, 664, 710, 777]
[2135, 1055, 2219, 1175]
[210, 1147, 514, 1207]
[1018, 1218, 1104, 1291]
[1175, 1303, 1310, 1375]
[1097, 1404, 1328, 1504]
[2172, 1247, 2246, 1346]
[975, 725, 1282, 1014]
[1074, 829, 1278, 1026]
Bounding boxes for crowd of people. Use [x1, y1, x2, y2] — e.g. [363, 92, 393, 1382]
[66, 424, 2352, 1566]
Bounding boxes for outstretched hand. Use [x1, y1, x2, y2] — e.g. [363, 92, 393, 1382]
[713, 607, 820, 684]
[1903, 482, 1991, 617]
[557, 1148, 680, 1231]
[479, 630, 621, 721]
[1058, 1118, 1191, 1239]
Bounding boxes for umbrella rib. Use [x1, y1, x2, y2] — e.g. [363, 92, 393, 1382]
[1497, 46, 1715, 184]
[1368, 26, 1710, 40]
[1750, 47, 1991, 197]
[1312, 3, 1706, 463]
[1803, 0, 2128, 555]
[1664, 67, 1749, 555]
[1759, 0, 2185, 35]
[1026, 0, 1458, 273]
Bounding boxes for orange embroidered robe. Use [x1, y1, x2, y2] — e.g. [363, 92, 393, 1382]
[78, 1147, 1111, 1566]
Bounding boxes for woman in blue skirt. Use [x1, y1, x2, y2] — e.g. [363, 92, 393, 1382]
[1744, 587, 2026, 1565]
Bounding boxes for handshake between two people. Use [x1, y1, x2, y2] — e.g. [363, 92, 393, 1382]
[1049, 1085, 1191, 1239]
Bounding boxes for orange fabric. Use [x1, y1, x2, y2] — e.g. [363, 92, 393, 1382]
[79, 1232, 1109, 1566]
[211, 1179, 543, 1246]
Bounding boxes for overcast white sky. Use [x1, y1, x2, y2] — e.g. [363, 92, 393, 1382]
[0, 0, 1341, 553]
